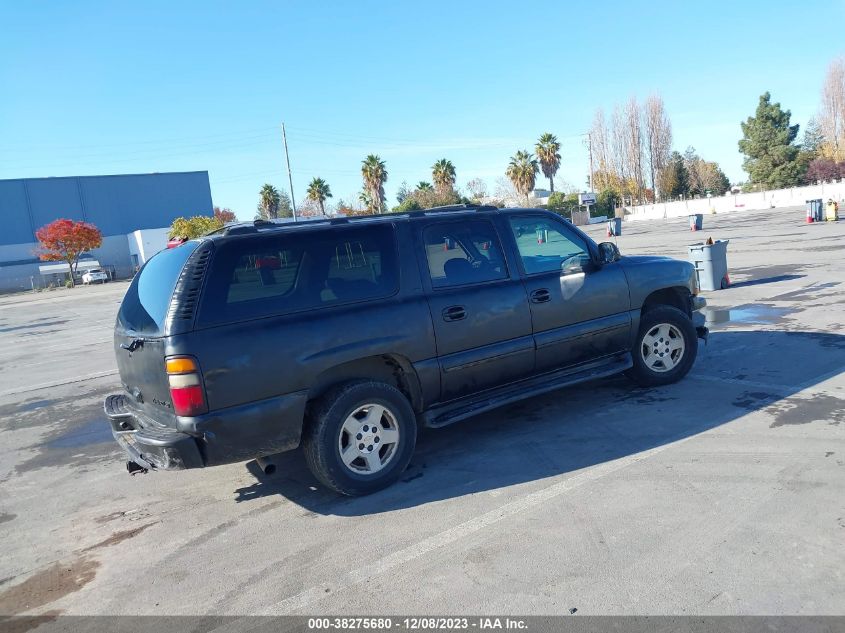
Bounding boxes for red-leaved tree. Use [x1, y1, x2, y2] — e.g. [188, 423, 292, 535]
[213, 206, 237, 223]
[35, 219, 103, 287]
[805, 157, 845, 183]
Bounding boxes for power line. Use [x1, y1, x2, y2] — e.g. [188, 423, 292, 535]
[0, 126, 277, 152]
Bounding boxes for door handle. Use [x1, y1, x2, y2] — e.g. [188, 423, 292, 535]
[442, 305, 467, 321]
[530, 289, 551, 303]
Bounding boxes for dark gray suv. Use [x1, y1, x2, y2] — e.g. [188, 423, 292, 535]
[105, 205, 707, 495]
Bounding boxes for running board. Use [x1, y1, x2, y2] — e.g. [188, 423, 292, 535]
[423, 353, 633, 429]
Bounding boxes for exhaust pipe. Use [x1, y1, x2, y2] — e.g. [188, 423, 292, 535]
[256, 455, 277, 476]
[126, 461, 148, 475]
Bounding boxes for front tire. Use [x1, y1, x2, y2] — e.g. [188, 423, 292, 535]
[626, 305, 697, 387]
[303, 381, 417, 496]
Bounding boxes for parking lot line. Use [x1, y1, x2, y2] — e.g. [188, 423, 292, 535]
[0, 369, 118, 397]
[256, 428, 716, 616]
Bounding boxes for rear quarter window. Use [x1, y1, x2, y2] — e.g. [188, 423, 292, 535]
[198, 224, 399, 326]
[117, 241, 200, 335]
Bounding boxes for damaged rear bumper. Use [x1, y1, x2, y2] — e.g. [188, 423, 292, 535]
[104, 394, 203, 471]
[104, 389, 308, 473]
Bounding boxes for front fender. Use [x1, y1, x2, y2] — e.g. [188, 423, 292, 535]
[619, 256, 697, 309]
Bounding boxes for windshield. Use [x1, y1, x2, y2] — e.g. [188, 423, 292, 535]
[117, 241, 200, 335]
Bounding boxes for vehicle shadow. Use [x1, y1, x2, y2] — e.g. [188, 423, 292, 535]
[729, 274, 804, 288]
[233, 329, 845, 516]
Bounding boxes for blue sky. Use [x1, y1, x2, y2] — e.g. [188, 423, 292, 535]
[1, 1, 840, 219]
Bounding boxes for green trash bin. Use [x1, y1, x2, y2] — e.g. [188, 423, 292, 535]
[688, 240, 730, 291]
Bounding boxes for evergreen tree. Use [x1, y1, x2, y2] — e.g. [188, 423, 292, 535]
[657, 151, 689, 198]
[802, 117, 825, 157]
[738, 92, 803, 188]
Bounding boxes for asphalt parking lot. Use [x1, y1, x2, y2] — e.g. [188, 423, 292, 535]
[1, 205, 844, 617]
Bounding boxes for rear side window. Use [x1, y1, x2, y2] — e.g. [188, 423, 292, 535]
[422, 220, 507, 288]
[198, 225, 398, 326]
[117, 241, 200, 335]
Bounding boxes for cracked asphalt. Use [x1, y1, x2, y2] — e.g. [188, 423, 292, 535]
[0, 205, 843, 617]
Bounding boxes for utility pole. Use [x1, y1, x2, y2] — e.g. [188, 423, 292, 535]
[281, 123, 297, 222]
[587, 131, 594, 193]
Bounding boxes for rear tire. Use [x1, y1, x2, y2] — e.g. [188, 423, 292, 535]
[626, 305, 697, 387]
[303, 381, 416, 496]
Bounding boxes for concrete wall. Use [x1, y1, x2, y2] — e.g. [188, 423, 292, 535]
[625, 181, 845, 221]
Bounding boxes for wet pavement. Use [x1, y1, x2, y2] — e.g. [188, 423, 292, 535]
[0, 205, 844, 617]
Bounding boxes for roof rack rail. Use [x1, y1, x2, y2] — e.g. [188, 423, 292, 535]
[223, 225, 259, 235]
[407, 203, 499, 217]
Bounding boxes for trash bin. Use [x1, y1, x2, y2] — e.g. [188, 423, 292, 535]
[689, 214, 703, 231]
[606, 217, 622, 237]
[806, 199, 823, 223]
[825, 200, 839, 222]
[688, 239, 730, 291]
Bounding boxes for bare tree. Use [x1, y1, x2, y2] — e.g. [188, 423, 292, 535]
[594, 95, 673, 204]
[643, 94, 673, 200]
[820, 58, 845, 161]
[610, 104, 629, 197]
[624, 96, 645, 203]
[465, 178, 488, 201]
[590, 108, 612, 190]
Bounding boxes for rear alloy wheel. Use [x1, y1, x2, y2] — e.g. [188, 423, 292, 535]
[626, 305, 697, 387]
[304, 381, 416, 496]
[337, 403, 401, 475]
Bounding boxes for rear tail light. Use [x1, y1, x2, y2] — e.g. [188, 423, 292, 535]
[165, 356, 208, 416]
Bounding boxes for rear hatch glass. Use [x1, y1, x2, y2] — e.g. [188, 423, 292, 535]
[117, 241, 200, 335]
[115, 241, 200, 422]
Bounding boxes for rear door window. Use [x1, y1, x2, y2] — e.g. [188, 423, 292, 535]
[422, 220, 507, 288]
[117, 241, 200, 335]
[198, 224, 398, 326]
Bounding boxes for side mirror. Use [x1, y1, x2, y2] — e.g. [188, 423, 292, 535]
[597, 241, 621, 265]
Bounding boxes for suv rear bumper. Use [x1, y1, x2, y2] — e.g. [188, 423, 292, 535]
[105, 394, 203, 470]
[104, 390, 308, 471]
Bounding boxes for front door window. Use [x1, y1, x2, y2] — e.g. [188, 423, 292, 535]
[508, 216, 591, 275]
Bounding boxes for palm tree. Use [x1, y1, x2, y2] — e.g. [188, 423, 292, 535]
[257, 183, 281, 219]
[361, 154, 388, 213]
[358, 190, 375, 212]
[535, 133, 561, 193]
[306, 177, 332, 216]
[416, 181, 433, 191]
[431, 159, 456, 193]
[506, 150, 540, 204]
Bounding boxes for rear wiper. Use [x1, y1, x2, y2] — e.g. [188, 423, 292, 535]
[120, 338, 145, 353]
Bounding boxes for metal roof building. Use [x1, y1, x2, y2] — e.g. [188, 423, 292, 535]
[0, 171, 213, 292]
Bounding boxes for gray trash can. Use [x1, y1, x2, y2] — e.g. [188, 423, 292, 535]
[814, 199, 824, 222]
[806, 199, 823, 223]
[688, 239, 730, 291]
[689, 214, 703, 231]
[606, 217, 622, 236]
